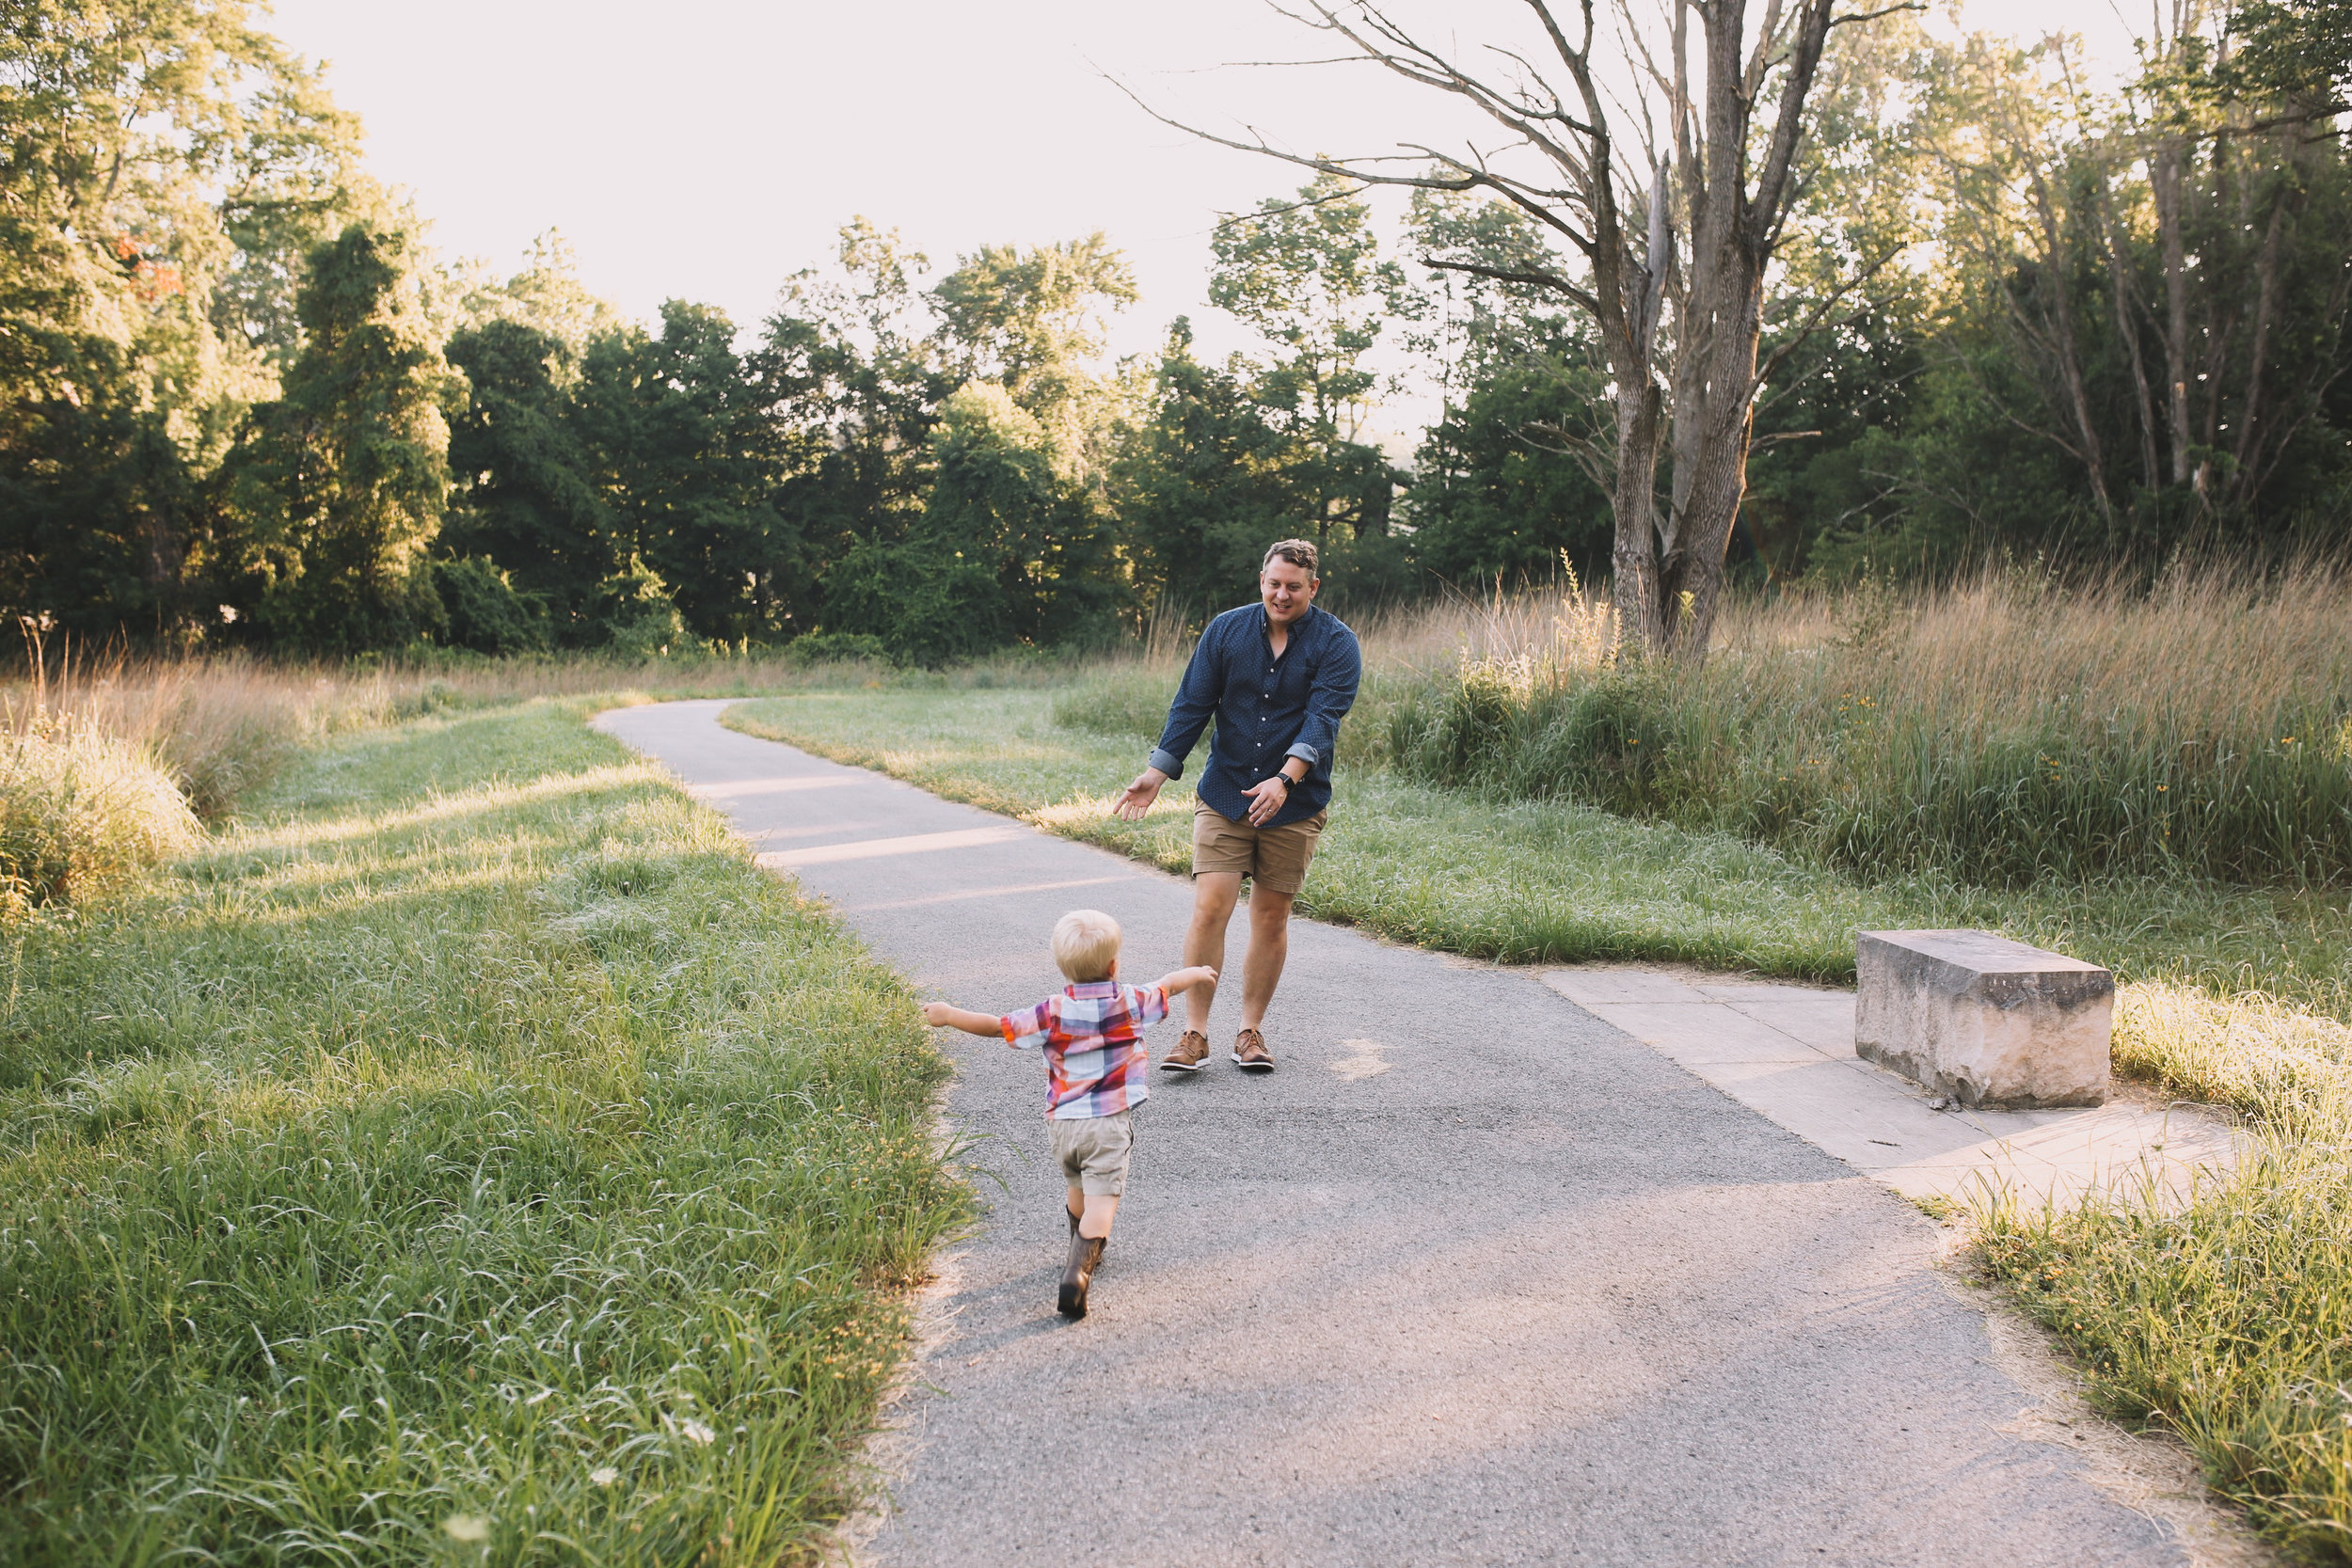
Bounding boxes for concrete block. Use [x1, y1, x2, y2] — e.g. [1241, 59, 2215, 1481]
[1855, 930, 2111, 1110]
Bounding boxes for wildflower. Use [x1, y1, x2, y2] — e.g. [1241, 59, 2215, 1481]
[590, 1466, 620, 1487]
[678, 1418, 716, 1446]
[442, 1515, 490, 1543]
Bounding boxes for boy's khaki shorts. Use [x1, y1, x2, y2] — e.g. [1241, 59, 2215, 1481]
[1193, 800, 1328, 895]
[1051, 1109, 1134, 1196]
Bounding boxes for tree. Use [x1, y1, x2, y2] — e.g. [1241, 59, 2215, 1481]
[1113, 319, 1299, 617]
[1140, 0, 1903, 658]
[1393, 189, 1613, 585]
[440, 319, 609, 639]
[1209, 172, 1402, 543]
[752, 219, 956, 638]
[825, 383, 1119, 663]
[572, 302, 794, 643]
[1883, 17, 2352, 556]
[930, 233, 1137, 477]
[0, 0, 369, 638]
[227, 223, 454, 649]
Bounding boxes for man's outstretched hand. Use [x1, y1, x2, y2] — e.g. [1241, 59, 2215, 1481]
[1114, 767, 1168, 821]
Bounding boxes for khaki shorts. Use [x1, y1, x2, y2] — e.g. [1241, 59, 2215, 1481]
[1193, 800, 1328, 895]
[1050, 1109, 1134, 1196]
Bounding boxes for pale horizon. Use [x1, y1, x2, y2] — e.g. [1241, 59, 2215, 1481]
[267, 0, 2142, 378]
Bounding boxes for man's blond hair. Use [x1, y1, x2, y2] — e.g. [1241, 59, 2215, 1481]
[1052, 908, 1123, 982]
[1263, 538, 1319, 575]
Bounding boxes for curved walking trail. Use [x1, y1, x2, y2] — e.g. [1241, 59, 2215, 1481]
[598, 701, 2204, 1567]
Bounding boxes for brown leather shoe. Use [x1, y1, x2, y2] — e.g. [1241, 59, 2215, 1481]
[1161, 1030, 1212, 1073]
[1232, 1028, 1275, 1072]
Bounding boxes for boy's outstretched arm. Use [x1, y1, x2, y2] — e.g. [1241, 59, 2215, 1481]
[1154, 965, 1217, 995]
[921, 1001, 1006, 1037]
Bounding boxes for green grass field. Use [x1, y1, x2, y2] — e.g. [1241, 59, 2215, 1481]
[0, 699, 968, 1564]
[722, 688, 2352, 1012]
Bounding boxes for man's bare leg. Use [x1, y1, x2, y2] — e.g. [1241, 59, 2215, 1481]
[1182, 872, 1244, 1034]
[1238, 886, 1295, 1031]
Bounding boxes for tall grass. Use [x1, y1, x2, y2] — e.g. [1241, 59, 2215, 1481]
[1982, 987, 2352, 1559]
[1381, 564, 2352, 888]
[0, 718, 198, 911]
[0, 700, 968, 1562]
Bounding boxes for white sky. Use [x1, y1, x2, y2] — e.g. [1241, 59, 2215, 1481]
[266, 0, 2139, 399]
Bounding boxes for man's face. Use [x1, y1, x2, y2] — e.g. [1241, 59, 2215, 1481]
[1261, 558, 1319, 625]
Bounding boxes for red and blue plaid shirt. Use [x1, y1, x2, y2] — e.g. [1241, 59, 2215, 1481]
[1001, 980, 1168, 1120]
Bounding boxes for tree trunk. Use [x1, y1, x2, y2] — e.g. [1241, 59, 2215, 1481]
[2026, 170, 2116, 528]
[2097, 179, 2162, 494]
[2154, 141, 2196, 487]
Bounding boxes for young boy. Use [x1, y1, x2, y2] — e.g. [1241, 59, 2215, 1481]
[922, 909, 1215, 1319]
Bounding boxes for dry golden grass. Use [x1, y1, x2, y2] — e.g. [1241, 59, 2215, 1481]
[1379, 561, 2352, 886]
[0, 646, 935, 824]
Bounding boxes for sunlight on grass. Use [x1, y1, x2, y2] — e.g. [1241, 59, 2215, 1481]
[0, 699, 969, 1564]
[723, 689, 2352, 1002]
[730, 676, 2352, 1554]
[1982, 988, 2352, 1557]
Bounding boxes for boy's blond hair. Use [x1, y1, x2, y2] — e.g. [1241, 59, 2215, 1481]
[1052, 909, 1122, 982]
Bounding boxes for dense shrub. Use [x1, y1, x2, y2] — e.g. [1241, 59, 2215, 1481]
[434, 556, 552, 655]
[1388, 567, 2352, 887]
[0, 721, 199, 910]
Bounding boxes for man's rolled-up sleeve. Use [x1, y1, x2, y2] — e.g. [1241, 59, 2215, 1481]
[1285, 627, 1361, 768]
[1149, 626, 1224, 779]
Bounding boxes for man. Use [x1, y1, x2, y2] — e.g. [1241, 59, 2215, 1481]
[1113, 538, 1362, 1073]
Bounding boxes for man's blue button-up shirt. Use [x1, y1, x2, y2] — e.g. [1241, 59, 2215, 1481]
[1146, 602, 1362, 828]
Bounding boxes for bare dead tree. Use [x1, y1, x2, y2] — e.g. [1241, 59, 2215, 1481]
[1125, 0, 1908, 658]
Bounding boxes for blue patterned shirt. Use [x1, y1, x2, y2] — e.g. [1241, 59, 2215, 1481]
[1147, 603, 1362, 827]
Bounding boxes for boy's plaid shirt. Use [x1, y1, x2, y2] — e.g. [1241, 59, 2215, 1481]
[1000, 980, 1168, 1119]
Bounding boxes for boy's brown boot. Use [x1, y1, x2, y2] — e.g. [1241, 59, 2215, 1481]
[1057, 1233, 1106, 1319]
[1160, 1030, 1212, 1072]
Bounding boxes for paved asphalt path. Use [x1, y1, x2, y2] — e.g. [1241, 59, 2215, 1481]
[596, 701, 2189, 1568]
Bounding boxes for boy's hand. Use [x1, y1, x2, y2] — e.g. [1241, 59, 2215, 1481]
[1114, 768, 1168, 821]
[1160, 964, 1217, 994]
[920, 1001, 955, 1027]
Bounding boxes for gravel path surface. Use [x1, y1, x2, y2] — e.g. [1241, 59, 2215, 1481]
[597, 700, 2189, 1568]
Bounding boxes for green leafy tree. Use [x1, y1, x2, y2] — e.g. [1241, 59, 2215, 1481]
[1113, 319, 1300, 618]
[228, 223, 454, 649]
[0, 0, 368, 638]
[433, 555, 548, 654]
[440, 319, 610, 640]
[752, 220, 955, 639]
[1394, 190, 1613, 586]
[1209, 172, 1402, 542]
[825, 384, 1118, 662]
[572, 301, 794, 643]
[586, 552, 687, 657]
[930, 233, 1137, 480]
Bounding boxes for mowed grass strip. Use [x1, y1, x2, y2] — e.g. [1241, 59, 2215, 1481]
[722, 689, 2352, 1007]
[0, 700, 968, 1564]
[723, 689, 1905, 980]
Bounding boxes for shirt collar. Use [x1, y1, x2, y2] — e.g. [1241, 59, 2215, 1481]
[1066, 979, 1120, 999]
[1258, 603, 1317, 640]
